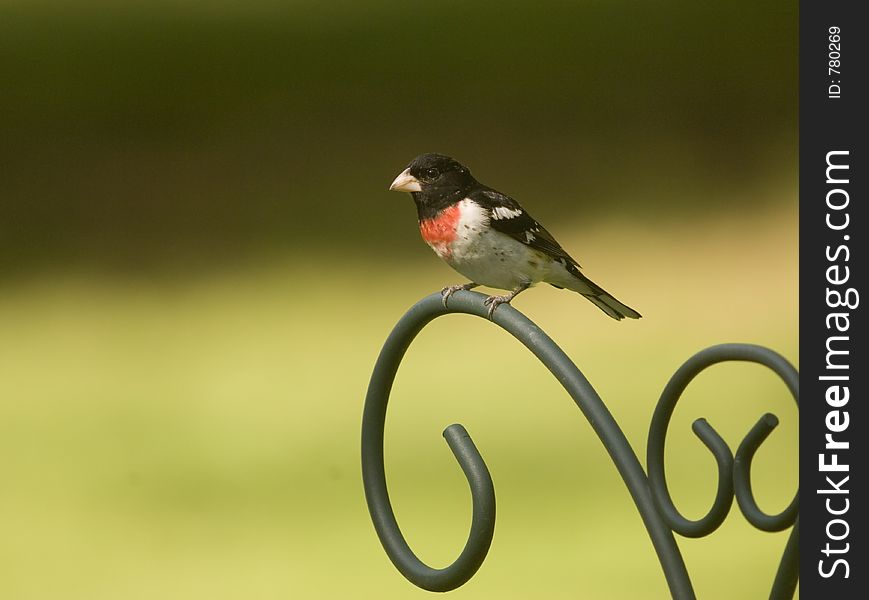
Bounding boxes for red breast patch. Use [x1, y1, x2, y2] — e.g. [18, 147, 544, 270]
[419, 204, 460, 257]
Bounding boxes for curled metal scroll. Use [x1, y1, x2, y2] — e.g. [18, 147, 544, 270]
[361, 291, 798, 598]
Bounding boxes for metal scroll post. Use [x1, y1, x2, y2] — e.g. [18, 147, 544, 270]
[361, 290, 798, 598]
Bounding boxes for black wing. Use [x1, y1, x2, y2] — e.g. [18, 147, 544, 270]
[469, 187, 581, 268]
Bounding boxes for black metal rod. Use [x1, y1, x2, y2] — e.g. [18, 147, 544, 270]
[770, 517, 800, 600]
[734, 414, 799, 532]
[362, 292, 798, 598]
[646, 343, 799, 591]
[360, 298, 495, 592]
[362, 291, 695, 597]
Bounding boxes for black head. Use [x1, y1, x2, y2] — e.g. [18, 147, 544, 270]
[389, 154, 477, 215]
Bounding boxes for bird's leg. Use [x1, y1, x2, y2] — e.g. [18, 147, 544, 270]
[483, 282, 530, 318]
[441, 282, 479, 307]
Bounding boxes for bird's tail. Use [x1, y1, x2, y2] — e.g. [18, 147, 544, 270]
[581, 290, 641, 321]
[555, 265, 642, 321]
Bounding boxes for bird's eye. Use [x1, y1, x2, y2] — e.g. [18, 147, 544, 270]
[421, 167, 440, 182]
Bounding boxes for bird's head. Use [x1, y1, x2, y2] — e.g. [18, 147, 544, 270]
[389, 154, 476, 209]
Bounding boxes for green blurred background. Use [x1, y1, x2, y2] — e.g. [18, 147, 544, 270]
[1, 1, 797, 598]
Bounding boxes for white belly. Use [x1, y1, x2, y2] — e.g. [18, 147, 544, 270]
[440, 199, 553, 291]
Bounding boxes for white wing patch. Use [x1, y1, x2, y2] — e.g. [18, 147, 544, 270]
[525, 231, 536, 243]
[491, 206, 523, 220]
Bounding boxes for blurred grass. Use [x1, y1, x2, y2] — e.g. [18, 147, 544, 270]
[0, 202, 797, 599]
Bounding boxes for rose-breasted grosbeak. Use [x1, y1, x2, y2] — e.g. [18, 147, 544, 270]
[389, 153, 641, 320]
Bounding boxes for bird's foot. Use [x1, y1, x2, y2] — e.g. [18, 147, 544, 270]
[441, 283, 478, 308]
[482, 283, 530, 319]
[483, 294, 513, 319]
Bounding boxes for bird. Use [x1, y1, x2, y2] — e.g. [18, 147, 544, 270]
[388, 153, 641, 320]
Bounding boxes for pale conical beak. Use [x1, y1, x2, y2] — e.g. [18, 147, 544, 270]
[389, 168, 422, 192]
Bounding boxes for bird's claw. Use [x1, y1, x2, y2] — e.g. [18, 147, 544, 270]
[483, 294, 511, 319]
[441, 283, 477, 308]
[441, 285, 460, 308]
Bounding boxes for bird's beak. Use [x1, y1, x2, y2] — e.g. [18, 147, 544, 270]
[389, 168, 422, 192]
